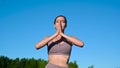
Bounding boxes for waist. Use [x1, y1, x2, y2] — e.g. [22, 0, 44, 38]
[46, 63, 68, 68]
[48, 53, 70, 55]
[48, 55, 69, 67]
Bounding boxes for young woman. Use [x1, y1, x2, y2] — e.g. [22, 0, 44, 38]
[35, 15, 84, 68]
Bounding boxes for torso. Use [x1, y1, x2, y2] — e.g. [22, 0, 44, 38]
[47, 36, 72, 67]
[48, 55, 69, 67]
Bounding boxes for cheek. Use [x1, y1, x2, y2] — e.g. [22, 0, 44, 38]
[55, 23, 59, 26]
[54, 23, 59, 29]
[62, 23, 66, 27]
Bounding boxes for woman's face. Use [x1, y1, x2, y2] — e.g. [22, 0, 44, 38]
[54, 17, 66, 30]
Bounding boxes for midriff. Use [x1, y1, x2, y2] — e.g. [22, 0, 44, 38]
[48, 54, 70, 67]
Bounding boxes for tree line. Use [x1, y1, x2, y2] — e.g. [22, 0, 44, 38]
[0, 56, 78, 68]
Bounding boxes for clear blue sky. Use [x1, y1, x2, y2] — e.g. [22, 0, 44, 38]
[0, 0, 120, 68]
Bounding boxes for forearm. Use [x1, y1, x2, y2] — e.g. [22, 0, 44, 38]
[45, 33, 58, 44]
[35, 33, 58, 49]
[61, 33, 84, 47]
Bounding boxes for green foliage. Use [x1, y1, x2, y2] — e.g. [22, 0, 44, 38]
[88, 65, 94, 68]
[0, 56, 79, 68]
[69, 61, 78, 68]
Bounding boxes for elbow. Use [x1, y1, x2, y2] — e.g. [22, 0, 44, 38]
[80, 42, 84, 48]
[75, 42, 84, 48]
[35, 44, 40, 50]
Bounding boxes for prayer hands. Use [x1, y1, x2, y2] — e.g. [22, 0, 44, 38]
[56, 22, 64, 36]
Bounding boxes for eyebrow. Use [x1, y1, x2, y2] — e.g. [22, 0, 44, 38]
[56, 20, 65, 23]
[56, 19, 65, 21]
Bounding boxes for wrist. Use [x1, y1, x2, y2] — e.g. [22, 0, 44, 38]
[60, 32, 64, 36]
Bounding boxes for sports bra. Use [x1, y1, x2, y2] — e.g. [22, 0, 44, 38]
[47, 40, 72, 55]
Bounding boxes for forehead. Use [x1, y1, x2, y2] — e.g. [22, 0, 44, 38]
[56, 17, 65, 21]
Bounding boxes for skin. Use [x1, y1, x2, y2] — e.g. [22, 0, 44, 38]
[35, 17, 84, 67]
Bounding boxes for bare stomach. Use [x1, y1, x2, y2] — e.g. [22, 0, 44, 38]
[48, 54, 70, 67]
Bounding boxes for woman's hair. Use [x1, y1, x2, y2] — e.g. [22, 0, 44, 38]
[54, 15, 67, 28]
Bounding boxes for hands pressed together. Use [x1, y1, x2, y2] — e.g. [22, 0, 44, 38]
[55, 22, 64, 37]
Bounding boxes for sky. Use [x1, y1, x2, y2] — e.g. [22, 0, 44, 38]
[0, 0, 120, 68]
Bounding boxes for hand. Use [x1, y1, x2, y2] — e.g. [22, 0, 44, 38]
[59, 22, 64, 36]
[55, 29, 59, 36]
[58, 23, 62, 33]
[55, 22, 61, 34]
[55, 22, 64, 36]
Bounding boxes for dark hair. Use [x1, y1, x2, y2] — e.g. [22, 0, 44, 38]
[54, 15, 67, 28]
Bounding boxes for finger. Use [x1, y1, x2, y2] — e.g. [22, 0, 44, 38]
[60, 22, 62, 29]
[57, 23, 61, 30]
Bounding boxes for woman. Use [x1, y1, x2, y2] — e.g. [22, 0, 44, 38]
[35, 15, 84, 68]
